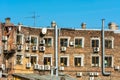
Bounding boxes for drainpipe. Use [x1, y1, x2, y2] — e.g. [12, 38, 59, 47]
[102, 19, 111, 76]
[55, 25, 58, 76]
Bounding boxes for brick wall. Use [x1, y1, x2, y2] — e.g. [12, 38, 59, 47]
[2, 25, 120, 80]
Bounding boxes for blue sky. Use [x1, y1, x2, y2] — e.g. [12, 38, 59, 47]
[0, 0, 120, 29]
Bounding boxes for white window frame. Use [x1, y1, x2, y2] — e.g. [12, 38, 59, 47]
[105, 55, 114, 67]
[74, 54, 84, 67]
[43, 54, 52, 66]
[105, 37, 114, 49]
[30, 35, 38, 46]
[91, 37, 100, 48]
[44, 36, 53, 47]
[16, 54, 23, 65]
[16, 34, 24, 44]
[59, 37, 70, 47]
[60, 56, 69, 66]
[74, 37, 84, 48]
[30, 54, 38, 64]
[91, 54, 101, 67]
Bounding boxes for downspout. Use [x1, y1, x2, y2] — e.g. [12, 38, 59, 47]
[55, 25, 58, 76]
[102, 19, 111, 76]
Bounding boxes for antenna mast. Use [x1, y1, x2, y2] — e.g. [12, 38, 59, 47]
[25, 12, 40, 27]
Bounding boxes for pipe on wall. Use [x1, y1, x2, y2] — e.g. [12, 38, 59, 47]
[55, 25, 58, 76]
[102, 19, 111, 76]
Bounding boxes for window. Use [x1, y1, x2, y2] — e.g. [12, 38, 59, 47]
[31, 36, 38, 46]
[75, 37, 84, 48]
[60, 38, 68, 47]
[105, 40, 113, 49]
[92, 56, 99, 67]
[74, 55, 84, 67]
[105, 56, 112, 67]
[31, 56, 38, 65]
[16, 55, 23, 65]
[16, 35, 23, 44]
[91, 38, 100, 47]
[44, 57, 51, 65]
[74, 57, 81, 67]
[44, 38, 52, 47]
[60, 56, 69, 66]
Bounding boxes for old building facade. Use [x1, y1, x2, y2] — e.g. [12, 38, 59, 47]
[0, 18, 120, 80]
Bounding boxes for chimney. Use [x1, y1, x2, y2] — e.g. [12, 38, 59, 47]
[81, 22, 86, 29]
[5, 17, 11, 24]
[51, 21, 56, 28]
[108, 22, 118, 30]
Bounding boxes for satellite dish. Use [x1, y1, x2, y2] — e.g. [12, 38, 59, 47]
[42, 28, 47, 34]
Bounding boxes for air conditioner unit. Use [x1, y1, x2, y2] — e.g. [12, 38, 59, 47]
[94, 72, 99, 76]
[2, 36, 7, 41]
[19, 61, 23, 65]
[44, 65, 50, 70]
[70, 41, 74, 46]
[40, 39, 45, 44]
[34, 64, 39, 70]
[26, 63, 31, 68]
[32, 46, 38, 51]
[39, 46, 45, 51]
[61, 47, 66, 51]
[59, 66, 64, 71]
[76, 72, 82, 77]
[93, 47, 99, 52]
[1, 64, 5, 70]
[114, 66, 120, 70]
[4, 45, 7, 51]
[25, 53, 30, 58]
[89, 77, 94, 80]
[17, 45, 22, 51]
[89, 72, 94, 76]
[39, 65, 44, 70]
[25, 46, 29, 51]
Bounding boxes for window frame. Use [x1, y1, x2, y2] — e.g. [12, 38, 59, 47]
[43, 54, 52, 66]
[16, 34, 24, 45]
[16, 54, 23, 65]
[91, 55, 100, 67]
[105, 37, 114, 49]
[30, 35, 38, 46]
[60, 37, 70, 47]
[74, 55, 84, 67]
[91, 37, 100, 48]
[74, 37, 84, 48]
[105, 55, 113, 67]
[30, 55, 38, 65]
[44, 36, 53, 47]
[60, 56, 69, 67]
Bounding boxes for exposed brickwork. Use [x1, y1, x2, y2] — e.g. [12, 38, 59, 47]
[1, 22, 120, 80]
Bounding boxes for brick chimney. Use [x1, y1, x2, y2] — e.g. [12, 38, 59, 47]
[51, 21, 56, 28]
[81, 22, 86, 29]
[5, 17, 11, 24]
[108, 22, 118, 30]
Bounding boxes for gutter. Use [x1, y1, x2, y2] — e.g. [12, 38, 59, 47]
[102, 19, 111, 76]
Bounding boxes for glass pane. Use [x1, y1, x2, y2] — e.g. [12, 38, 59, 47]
[92, 40, 95, 47]
[92, 57, 95, 64]
[16, 35, 22, 44]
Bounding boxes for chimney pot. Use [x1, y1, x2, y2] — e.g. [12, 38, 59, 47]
[81, 22, 86, 29]
[108, 22, 118, 30]
[51, 21, 56, 28]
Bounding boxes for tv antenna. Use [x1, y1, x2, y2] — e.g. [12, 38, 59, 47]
[25, 12, 40, 27]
